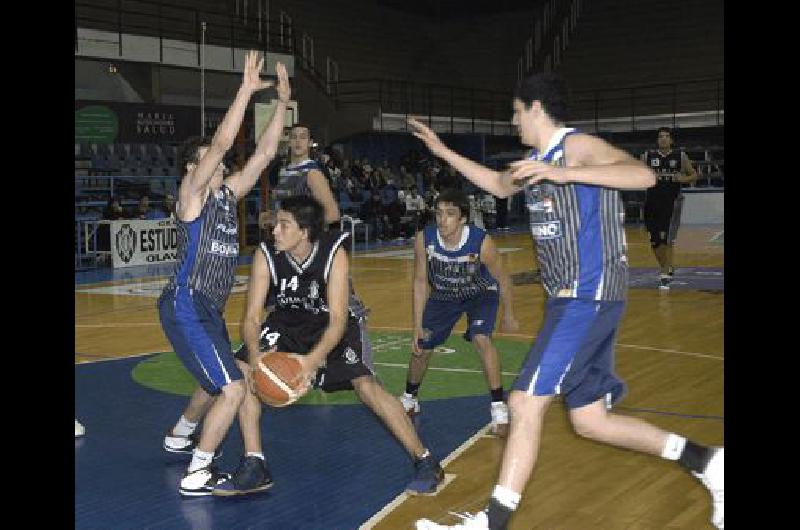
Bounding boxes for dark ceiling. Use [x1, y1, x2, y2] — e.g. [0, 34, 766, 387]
[374, 0, 545, 21]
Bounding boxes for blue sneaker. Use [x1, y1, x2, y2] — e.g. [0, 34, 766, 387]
[406, 454, 444, 495]
[212, 456, 274, 496]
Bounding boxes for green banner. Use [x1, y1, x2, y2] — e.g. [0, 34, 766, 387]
[75, 105, 118, 144]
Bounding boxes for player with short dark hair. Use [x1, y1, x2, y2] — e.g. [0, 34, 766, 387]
[642, 127, 697, 289]
[400, 189, 519, 436]
[409, 72, 723, 530]
[212, 195, 444, 496]
[158, 51, 291, 497]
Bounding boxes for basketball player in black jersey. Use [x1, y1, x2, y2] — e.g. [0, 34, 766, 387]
[212, 196, 443, 496]
[158, 51, 291, 496]
[642, 127, 697, 289]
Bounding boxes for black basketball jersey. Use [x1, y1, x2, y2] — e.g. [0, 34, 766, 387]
[645, 150, 684, 203]
[260, 230, 353, 335]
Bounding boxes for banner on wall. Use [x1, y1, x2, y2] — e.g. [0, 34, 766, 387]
[75, 101, 243, 144]
[110, 218, 178, 268]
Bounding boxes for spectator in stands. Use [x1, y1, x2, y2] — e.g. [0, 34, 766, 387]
[361, 189, 387, 241]
[164, 194, 177, 219]
[103, 197, 125, 220]
[405, 187, 425, 234]
[137, 195, 164, 220]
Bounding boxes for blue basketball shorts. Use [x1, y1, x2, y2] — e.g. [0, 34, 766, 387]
[419, 289, 499, 350]
[512, 297, 627, 409]
[158, 286, 243, 396]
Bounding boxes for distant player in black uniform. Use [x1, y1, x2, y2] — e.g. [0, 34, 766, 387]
[213, 196, 443, 496]
[642, 127, 697, 289]
[158, 51, 291, 497]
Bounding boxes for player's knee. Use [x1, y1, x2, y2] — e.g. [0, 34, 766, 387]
[472, 334, 492, 349]
[570, 411, 606, 440]
[219, 378, 246, 403]
[352, 375, 379, 398]
[507, 391, 542, 423]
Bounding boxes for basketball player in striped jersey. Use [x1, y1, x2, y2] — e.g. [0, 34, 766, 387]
[400, 188, 519, 436]
[157, 51, 291, 497]
[409, 73, 723, 529]
[642, 127, 697, 289]
[214, 196, 443, 496]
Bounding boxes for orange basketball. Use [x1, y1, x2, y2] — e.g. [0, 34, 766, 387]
[253, 351, 305, 407]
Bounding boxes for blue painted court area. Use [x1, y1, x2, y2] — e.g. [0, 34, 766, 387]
[75, 356, 490, 529]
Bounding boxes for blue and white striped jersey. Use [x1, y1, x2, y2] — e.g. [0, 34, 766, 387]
[163, 185, 240, 310]
[270, 159, 321, 210]
[423, 223, 497, 302]
[524, 128, 628, 301]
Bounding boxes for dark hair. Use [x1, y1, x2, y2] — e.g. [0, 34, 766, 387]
[290, 122, 314, 140]
[513, 73, 570, 123]
[657, 126, 673, 137]
[278, 196, 325, 243]
[178, 136, 211, 174]
[435, 188, 470, 220]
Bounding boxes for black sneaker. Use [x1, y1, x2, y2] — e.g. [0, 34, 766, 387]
[212, 456, 274, 496]
[658, 274, 672, 290]
[163, 431, 222, 460]
[179, 465, 231, 497]
[406, 454, 444, 495]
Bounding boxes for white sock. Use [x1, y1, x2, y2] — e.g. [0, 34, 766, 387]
[247, 452, 265, 461]
[660, 433, 687, 461]
[188, 449, 214, 473]
[173, 415, 198, 437]
[491, 485, 521, 510]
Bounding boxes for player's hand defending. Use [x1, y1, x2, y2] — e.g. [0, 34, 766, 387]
[288, 353, 317, 397]
[275, 62, 291, 103]
[501, 314, 520, 333]
[242, 50, 274, 94]
[507, 159, 569, 186]
[407, 118, 447, 157]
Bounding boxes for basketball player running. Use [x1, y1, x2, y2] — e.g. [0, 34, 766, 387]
[211, 196, 443, 496]
[157, 51, 291, 496]
[409, 73, 723, 530]
[400, 188, 519, 436]
[642, 127, 697, 289]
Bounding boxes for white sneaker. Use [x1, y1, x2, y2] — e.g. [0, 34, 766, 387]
[75, 419, 85, 437]
[490, 401, 509, 436]
[416, 511, 489, 530]
[693, 447, 724, 529]
[400, 393, 420, 416]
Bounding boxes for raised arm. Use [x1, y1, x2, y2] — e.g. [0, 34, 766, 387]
[225, 61, 291, 199]
[507, 133, 656, 190]
[480, 235, 519, 332]
[407, 118, 518, 198]
[411, 231, 431, 355]
[178, 51, 270, 217]
[241, 247, 272, 367]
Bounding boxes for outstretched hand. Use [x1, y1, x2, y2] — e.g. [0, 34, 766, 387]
[242, 50, 275, 93]
[407, 118, 446, 156]
[275, 62, 291, 103]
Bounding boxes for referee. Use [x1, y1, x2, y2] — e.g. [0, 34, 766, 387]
[641, 127, 697, 289]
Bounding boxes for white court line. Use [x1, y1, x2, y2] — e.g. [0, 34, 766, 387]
[368, 326, 723, 361]
[359, 425, 491, 530]
[76, 351, 160, 364]
[374, 362, 519, 377]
